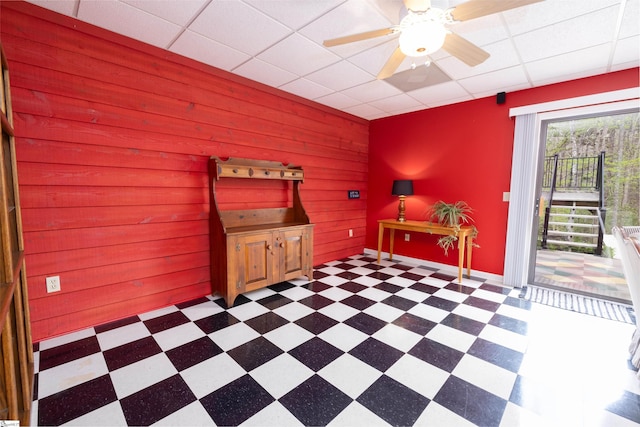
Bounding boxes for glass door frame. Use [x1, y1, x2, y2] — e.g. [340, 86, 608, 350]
[504, 88, 639, 288]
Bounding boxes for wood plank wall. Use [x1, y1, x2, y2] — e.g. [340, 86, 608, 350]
[1, 2, 369, 342]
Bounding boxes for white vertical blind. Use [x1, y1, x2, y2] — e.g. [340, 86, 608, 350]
[504, 113, 538, 287]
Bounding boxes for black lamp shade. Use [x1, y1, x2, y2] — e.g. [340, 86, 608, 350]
[392, 180, 414, 196]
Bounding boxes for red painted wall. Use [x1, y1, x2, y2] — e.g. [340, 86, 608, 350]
[367, 68, 639, 275]
[1, 2, 369, 341]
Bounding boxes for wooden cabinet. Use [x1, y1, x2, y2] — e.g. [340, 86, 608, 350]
[209, 157, 314, 307]
[0, 43, 34, 425]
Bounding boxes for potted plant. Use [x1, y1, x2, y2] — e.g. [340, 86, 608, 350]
[427, 200, 479, 255]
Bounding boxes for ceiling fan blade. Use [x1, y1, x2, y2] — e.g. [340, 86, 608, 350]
[442, 32, 490, 66]
[451, 0, 543, 22]
[323, 28, 395, 47]
[403, 0, 431, 12]
[377, 47, 406, 80]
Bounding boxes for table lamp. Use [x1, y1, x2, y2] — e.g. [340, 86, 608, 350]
[392, 180, 413, 222]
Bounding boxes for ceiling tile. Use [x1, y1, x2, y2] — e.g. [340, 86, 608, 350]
[77, 1, 182, 48]
[408, 81, 470, 105]
[504, 0, 622, 36]
[122, 0, 207, 26]
[233, 58, 298, 88]
[619, 0, 640, 39]
[299, 0, 396, 58]
[526, 44, 612, 86]
[304, 60, 374, 91]
[315, 91, 361, 109]
[447, 14, 510, 47]
[340, 79, 402, 103]
[343, 102, 385, 119]
[188, 0, 292, 56]
[612, 35, 640, 68]
[514, 6, 621, 62]
[438, 39, 520, 80]
[26, 0, 77, 15]
[458, 66, 530, 96]
[368, 93, 423, 113]
[170, 30, 251, 71]
[257, 33, 341, 76]
[245, 0, 346, 30]
[279, 78, 334, 100]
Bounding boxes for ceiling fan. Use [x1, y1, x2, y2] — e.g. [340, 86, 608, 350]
[323, 0, 543, 79]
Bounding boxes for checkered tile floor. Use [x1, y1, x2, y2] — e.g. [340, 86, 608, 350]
[32, 254, 640, 426]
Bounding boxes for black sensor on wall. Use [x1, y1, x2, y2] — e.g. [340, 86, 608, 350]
[348, 190, 360, 199]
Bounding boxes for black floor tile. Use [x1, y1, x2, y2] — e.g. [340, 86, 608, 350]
[341, 294, 377, 311]
[94, 315, 140, 333]
[392, 313, 438, 336]
[103, 336, 162, 371]
[302, 281, 332, 293]
[357, 374, 430, 426]
[194, 311, 239, 334]
[244, 311, 289, 334]
[374, 282, 403, 293]
[39, 336, 102, 371]
[38, 375, 117, 425]
[280, 374, 352, 426]
[464, 295, 501, 312]
[441, 313, 486, 335]
[256, 293, 294, 310]
[288, 337, 343, 371]
[166, 336, 223, 371]
[343, 312, 387, 335]
[381, 294, 418, 311]
[338, 281, 368, 293]
[468, 338, 524, 373]
[200, 374, 274, 425]
[423, 295, 460, 312]
[409, 282, 441, 295]
[298, 294, 335, 310]
[434, 375, 507, 427]
[227, 336, 284, 372]
[120, 374, 197, 425]
[408, 338, 464, 373]
[349, 338, 404, 372]
[294, 312, 338, 335]
[606, 390, 640, 423]
[143, 311, 190, 334]
[489, 313, 529, 335]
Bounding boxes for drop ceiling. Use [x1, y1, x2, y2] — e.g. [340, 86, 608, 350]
[24, 0, 640, 120]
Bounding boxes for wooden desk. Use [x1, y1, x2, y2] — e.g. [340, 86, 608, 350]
[377, 219, 474, 283]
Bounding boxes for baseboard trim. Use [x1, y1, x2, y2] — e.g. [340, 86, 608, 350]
[362, 248, 505, 285]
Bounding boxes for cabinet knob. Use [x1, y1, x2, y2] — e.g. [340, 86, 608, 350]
[279, 242, 284, 248]
[267, 244, 273, 250]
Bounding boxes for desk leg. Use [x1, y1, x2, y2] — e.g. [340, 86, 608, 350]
[377, 223, 384, 263]
[466, 237, 473, 278]
[457, 234, 465, 283]
[389, 229, 395, 261]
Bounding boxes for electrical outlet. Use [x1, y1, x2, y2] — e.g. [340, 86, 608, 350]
[405, 233, 410, 241]
[348, 229, 353, 237]
[46, 276, 61, 293]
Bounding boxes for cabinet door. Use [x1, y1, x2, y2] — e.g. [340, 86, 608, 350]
[278, 228, 307, 281]
[228, 232, 274, 292]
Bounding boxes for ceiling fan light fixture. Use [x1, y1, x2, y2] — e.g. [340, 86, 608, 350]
[398, 9, 447, 58]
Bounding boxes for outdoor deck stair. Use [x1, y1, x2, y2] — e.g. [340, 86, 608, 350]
[540, 152, 606, 255]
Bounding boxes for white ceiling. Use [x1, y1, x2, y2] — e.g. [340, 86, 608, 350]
[25, 0, 640, 120]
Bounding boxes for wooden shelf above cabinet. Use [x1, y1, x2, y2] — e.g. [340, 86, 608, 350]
[212, 157, 304, 181]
